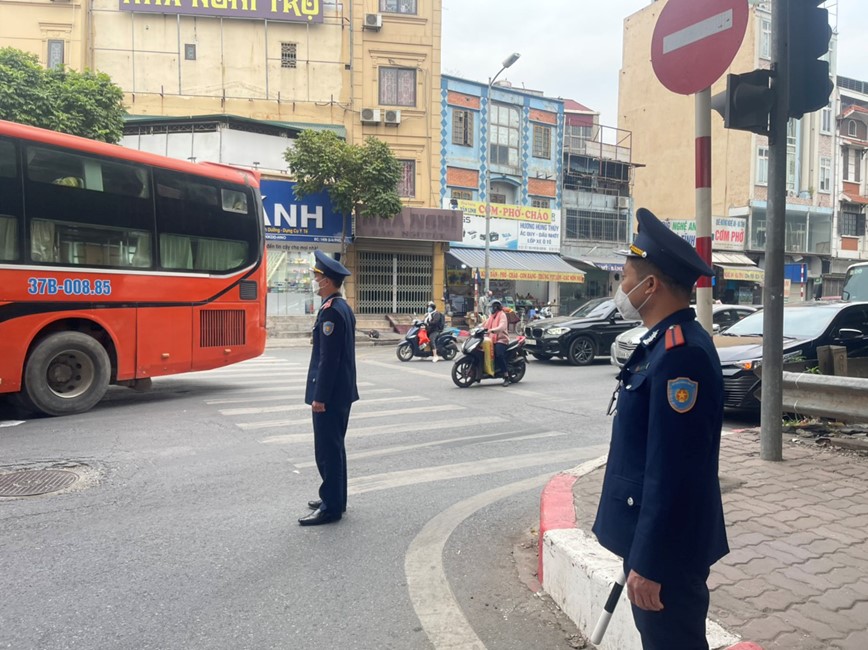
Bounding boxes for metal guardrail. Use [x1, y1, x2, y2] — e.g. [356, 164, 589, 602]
[782, 371, 868, 422]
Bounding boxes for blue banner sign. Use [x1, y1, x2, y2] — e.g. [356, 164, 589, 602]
[261, 180, 348, 243]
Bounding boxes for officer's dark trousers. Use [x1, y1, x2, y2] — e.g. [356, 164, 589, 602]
[312, 405, 351, 514]
[630, 568, 710, 650]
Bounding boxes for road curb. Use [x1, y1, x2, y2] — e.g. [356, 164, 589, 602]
[539, 457, 745, 649]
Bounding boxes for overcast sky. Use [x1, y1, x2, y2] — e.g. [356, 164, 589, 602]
[441, 0, 868, 129]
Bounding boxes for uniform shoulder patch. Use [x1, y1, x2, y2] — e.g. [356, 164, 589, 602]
[322, 321, 335, 336]
[321, 298, 334, 310]
[667, 377, 698, 413]
[665, 324, 686, 350]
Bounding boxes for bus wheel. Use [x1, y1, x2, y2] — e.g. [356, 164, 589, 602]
[22, 332, 111, 416]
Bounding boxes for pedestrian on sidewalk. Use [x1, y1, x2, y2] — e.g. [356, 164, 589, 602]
[592, 208, 729, 649]
[299, 250, 358, 526]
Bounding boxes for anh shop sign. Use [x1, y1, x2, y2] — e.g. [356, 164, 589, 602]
[261, 179, 347, 243]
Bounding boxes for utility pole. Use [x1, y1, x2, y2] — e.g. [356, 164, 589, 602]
[760, 0, 789, 462]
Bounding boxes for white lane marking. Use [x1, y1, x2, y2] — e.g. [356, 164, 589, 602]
[0, 420, 26, 428]
[259, 415, 504, 445]
[348, 446, 608, 496]
[478, 431, 566, 445]
[206, 385, 390, 405]
[663, 9, 733, 54]
[362, 358, 451, 380]
[220, 394, 427, 416]
[405, 454, 608, 650]
[238, 404, 466, 431]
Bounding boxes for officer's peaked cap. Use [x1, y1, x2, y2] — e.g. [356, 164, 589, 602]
[312, 250, 351, 282]
[620, 208, 714, 287]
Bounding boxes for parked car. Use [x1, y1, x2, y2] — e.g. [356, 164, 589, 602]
[610, 304, 757, 368]
[523, 297, 641, 365]
[714, 301, 868, 409]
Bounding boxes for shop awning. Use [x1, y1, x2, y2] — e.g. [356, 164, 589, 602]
[843, 194, 868, 205]
[562, 253, 624, 272]
[448, 248, 585, 283]
[712, 252, 756, 266]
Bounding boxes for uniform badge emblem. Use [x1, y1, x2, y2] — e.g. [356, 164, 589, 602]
[667, 377, 698, 413]
[323, 321, 335, 336]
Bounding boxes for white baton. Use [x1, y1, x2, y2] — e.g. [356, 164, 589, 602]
[589, 568, 627, 645]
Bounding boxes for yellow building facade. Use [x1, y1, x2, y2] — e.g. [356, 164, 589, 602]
[1, 0, 446, 314]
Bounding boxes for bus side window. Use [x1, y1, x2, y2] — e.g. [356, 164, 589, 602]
[160, 234, 193, 270]
[222, 189, 248, 214]
[26, 146, 84, 188]
[0, 139, 21, 261]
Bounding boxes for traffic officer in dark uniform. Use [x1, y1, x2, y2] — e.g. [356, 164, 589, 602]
[299, 250, 359, 526]
[592, 208, 729, 649]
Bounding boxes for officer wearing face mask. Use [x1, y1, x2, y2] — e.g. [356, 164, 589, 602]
[300, 250, 358, 526]
[593, 208, 728, 649]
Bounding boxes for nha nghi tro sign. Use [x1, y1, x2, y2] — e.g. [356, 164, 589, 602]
[119, 0, 324, 23]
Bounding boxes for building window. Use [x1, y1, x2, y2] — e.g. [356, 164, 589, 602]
[848, 120, 858, 137]
[819, 157, 831, 193]
[531, 198, 549, 209]
[532, 124, 551, 159]
[47, 40, 64, 70]
[450, 189, 472, 201]
[184, 44, 197, 61]
[565, 208, 628, 243]
[756, 146, 769, 185]
[490, 181, 515, 205]
[565, 123, 593, 151]
[397, 160, 415, 197]
[379, 0, 416, 14]
[840, 209, 866, 237]
[821, 105, 832, 133]
[760, 18, 771, 60]
[844, 147, 861, 183]
[379, 67, 416, 107]
[786, 119, 798, 192]
[452, 109, 473, 146]
[489, 103, 519, 168]
[281, 43, 297, 69]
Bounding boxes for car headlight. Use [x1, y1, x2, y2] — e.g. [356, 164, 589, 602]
[545, 327, 570, 337]
[735, 359, 761, 371]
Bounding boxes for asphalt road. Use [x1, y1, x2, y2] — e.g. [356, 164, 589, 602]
[0, 345, 756, 650]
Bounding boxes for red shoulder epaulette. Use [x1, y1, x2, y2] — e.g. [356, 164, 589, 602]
[321, 298, 334, 310]
[665, 324, 686, 350]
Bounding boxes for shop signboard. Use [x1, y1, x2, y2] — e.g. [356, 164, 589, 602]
[444, 199, 561, 253]
[663, 217, 746, 251]
[481, 268, 585, 283]
[354, 207, 463, 241]
[118, 0, 324, 23]
[261, 179, 347, 243]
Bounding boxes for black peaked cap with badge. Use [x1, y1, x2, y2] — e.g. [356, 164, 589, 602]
[623, 208, 714, 287]
[312, 250, 351, 283]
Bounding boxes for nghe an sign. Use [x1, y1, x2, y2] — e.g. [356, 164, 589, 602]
[119, 0, 323, 23]
[261, 179, 347, 243]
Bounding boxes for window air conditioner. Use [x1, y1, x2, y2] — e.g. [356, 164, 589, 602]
[384, 110, 402, 126]
[364, 13, 383, 30]
[616, 196, 630, 209]
[360, 108, 382, 124]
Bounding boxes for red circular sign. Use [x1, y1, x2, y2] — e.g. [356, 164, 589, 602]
[651, 0, 749, 95]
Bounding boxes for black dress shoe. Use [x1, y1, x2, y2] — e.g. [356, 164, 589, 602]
[298, 508, 342, 526]
[308, 499, 322, 510]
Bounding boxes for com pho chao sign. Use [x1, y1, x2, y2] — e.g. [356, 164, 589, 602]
[119, 0, 324, 23]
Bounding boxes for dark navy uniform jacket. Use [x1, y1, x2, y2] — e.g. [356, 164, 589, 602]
[592, 308, 729, 583]
[305, 293, 359, 407]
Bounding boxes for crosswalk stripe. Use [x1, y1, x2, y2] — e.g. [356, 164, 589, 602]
[259, 415, 504, 445]
[205, 385, 388, 405]
[347, 446, 609, 495]
[291, 430, 569, 468]
[237, 404, 465, 431]
[220, 394, 427, 417]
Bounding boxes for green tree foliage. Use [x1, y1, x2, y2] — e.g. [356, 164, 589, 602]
[284, 130, 404, 226]
[0, 48, 126, 143]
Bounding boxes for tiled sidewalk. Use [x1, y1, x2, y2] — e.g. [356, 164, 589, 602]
[573, 430, 868, 650]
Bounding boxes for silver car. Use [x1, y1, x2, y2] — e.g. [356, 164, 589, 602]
[610, 304, 757, 368]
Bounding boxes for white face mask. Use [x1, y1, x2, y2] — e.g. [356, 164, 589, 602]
[613, 276, 652, 320]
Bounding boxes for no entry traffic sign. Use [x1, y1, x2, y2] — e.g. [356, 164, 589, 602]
[651, 0, 749, 95]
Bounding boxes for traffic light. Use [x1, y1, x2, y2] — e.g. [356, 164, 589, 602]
[712, 70, 775, 136]
[787, 0, 833, 119]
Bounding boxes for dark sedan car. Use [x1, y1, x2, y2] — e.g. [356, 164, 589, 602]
[715, 301, 868, 409]
[523, 298, 641, 365]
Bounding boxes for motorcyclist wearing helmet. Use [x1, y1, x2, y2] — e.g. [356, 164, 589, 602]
[483, 298, 511, 385]
[421, 300, 445, 362]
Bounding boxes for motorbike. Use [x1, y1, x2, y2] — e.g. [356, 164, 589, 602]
[396, 319, 459, 362]
[451, 327, 528, 388]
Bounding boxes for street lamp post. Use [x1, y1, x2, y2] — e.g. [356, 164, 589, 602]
[483, 52, 521, 296]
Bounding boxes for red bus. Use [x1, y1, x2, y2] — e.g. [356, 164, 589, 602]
[0, 120, 267, 416]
